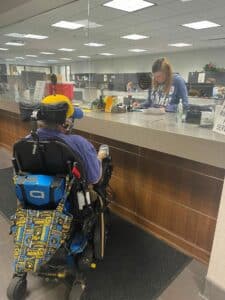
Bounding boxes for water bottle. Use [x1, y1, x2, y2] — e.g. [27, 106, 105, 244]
[98, 144, 109, 159]
[176, 99, 183, 124]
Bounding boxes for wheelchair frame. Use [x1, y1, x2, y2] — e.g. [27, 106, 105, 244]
[7, 117, 113, 300]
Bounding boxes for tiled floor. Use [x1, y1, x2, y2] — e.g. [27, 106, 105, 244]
[159, 259, 207, 300]
[0, 146, 208, 300]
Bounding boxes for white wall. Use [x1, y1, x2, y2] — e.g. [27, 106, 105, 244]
[71, 47, 225, 82]
[207, 178, 225, 293]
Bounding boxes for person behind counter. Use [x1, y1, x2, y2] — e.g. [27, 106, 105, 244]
[142, 57, 189, 111]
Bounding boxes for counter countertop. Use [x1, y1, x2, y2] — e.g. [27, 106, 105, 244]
[1, 101, 225, 169]
[76, 110, 225, 169]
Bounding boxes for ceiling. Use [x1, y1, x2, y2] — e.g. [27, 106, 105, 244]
[0, 0, 225, 65]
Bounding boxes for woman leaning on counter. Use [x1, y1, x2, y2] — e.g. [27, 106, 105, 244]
[143, 57, 189, 111]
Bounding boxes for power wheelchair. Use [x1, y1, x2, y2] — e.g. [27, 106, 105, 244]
[7, 108, 113, 300]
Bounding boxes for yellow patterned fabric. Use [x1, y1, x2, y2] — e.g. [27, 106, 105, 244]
[11, 201, 72, 273]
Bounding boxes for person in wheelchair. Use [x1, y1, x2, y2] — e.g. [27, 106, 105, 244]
[34, 94, 106, 185]
[7, 94, 113, 300]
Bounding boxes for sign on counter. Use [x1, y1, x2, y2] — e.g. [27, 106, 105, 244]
[213, 101, 225, 136]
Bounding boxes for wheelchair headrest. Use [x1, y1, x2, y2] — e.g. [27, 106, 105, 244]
[39, 102, 68, 124]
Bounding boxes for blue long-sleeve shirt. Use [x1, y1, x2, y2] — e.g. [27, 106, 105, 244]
[143, 74, 189, 111]
[32, 128, 101, 184]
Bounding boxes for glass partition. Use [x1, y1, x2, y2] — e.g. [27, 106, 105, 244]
[0, 0, 224, 113]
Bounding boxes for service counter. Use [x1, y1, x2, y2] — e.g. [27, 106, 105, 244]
[1, 101, 225, 264]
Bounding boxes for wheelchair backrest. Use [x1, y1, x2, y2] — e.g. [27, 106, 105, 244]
[13, 138, 86, 178]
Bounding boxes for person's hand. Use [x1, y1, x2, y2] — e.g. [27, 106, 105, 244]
[97, 150, 107, 160]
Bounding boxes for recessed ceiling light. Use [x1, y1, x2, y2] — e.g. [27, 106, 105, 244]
[36, 61, 45, 63]
[26, 54, 38, 57]
[48, 59, 59, 62]
[182, 20, 221, 30]
[60, 58, 72, 60]
[58, 48, 75, 52]
[78, 56, 90, 59]
[0, 48, 8, 51]
[129, 49, 147, 52]
[121, 34, 149, 40]
[5, 33, 48, 39]
[6, 58, 14, 61]
[99, 53, 115, 56]
[5, 33, 26, 38]
[84, 42, 105, 47]
[40, 52, 55, 55]
[168, 43, 192, 47]
[51, 21, 84, 30]
[24, 34, 48, 39]
[15, 57, 25, 59]
[6, 42, 24, 46]
[75, 20, 102, 28]
[103, 0, 155, 12]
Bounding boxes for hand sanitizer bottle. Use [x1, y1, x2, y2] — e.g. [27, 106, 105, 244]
[176, 99, 183, 124]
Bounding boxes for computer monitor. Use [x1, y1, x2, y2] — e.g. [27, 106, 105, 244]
[74, 90, 83, 101]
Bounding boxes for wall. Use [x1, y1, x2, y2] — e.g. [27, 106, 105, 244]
[205, 178, 225, 298]
[71, 47, 225, 82]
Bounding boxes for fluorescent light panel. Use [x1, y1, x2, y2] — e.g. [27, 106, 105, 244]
[78, 56, 90, 58]
[60, 58, 72, 60]
[121, 34, 149, 40]
[48, 59, 59, 62]
[129, 49, 147, 52]
[168, 43, 192, 47]
[15, 57, 24, 59]
[5, 33, 25, 38]
[103, 0, 155, 12]
[51, 21, 84, 30]
[26, 55, 38, 57]
[75, 20, 102, 28]
[6, 42, 24, 46]
[84, 42, 105, 47]
[99, 53, 115, 56]
[58, 48, 75, 52]
[0, 48, 8, 51]
[25, 34, 48, 39]
[5, 33, 48, 39]
[41, 52, 55, 55]
[182, 20, 221, 30]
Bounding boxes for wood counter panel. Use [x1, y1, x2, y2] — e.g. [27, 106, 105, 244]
[76, 130, 224, 264]
[0, 108, 224, 264]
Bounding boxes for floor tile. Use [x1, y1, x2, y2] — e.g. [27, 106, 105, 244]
[159, 262, 206, 300]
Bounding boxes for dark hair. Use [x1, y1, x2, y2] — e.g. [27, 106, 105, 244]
[39, 102, 68, 125]
[152, 57, 173, 94]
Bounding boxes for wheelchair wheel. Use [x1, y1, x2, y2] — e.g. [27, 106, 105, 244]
[93, 213, 106, 261]
[7, 274, 27, 300]
[77, 245, 93, 271]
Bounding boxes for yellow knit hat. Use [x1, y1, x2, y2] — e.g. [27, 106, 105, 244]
[41, 94, 74, 118]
